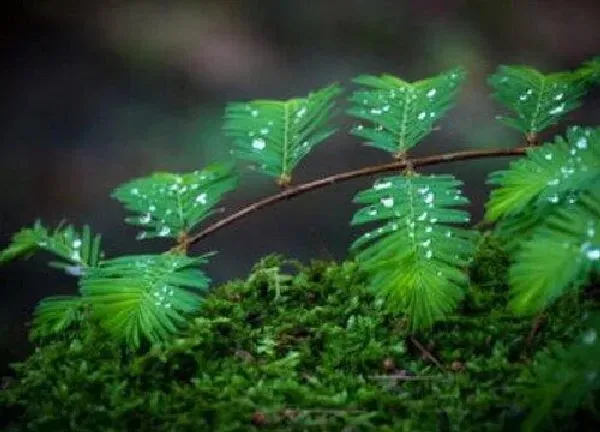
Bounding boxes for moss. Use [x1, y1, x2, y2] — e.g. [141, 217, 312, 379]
[1, 243, 598, 431]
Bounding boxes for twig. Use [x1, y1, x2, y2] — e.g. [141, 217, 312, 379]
[181, 146, 526, 249]
[410, 336, 446, 371]
[369, 374, 449, 381]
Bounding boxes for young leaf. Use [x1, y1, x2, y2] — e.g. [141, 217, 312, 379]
[522, 312, 600, 432]
[350, 174, 476, 330]
[224, 83, 342, 185]
[485, 126, 600, 222]
[30, 296, 85, 340]
[0, 221, 103, 274]
[347, 67, 465, 157]
[488, 65, 587, 136]
[80, 253, 212, 348]
[576, 56, 600, 85]
[112, 163, 238, 240]
[508, 188, 600, 315]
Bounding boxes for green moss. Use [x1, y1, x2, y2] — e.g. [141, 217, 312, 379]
[1, 244, 598, 431]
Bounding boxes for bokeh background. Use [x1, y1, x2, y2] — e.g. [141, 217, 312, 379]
[1, 0, 599, 375]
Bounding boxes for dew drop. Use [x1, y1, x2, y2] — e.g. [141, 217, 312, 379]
[260, 128, 269, 135]
[72, 239, 82, 249]
[554, 93, 563, 100]
[381, 197, 394, 208]
[583, 328, 597, 345]
[158, 226, 171, 237]
[549, 104, 565, 115]
[251, 110, 259, 117]
[544, 153, 553, 160]
[196, 193, 208, 204]
[374, 180, 392, 190]
[252, 138, 266, 150]
[547, 178, 559, 186]
[131, 188, 139, 195]
[427, 88, 437, 98]
[418, 112, 426, 120]
[417, 212, 427, 221]
[548, 194, 559, 203]
[575, 137, 588, 149]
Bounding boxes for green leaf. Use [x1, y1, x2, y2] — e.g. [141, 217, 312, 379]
[0, 221, 103, 273]
[522, 312, 600, 431]
[350, 174, 477, 330]
[112, 163, 238, 240]
[80, 253, 212, 348]
[224, 83, 342, 185]
[30, 296, 85, 339]
[347, 67, 465, 157]
[488, 65, 587, 135]
[575, 56, 600, 85]
[485, 126, 600, 222]
[508, 189, 600, 315]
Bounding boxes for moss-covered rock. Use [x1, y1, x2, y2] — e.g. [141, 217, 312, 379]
[1, 240, 598, 431]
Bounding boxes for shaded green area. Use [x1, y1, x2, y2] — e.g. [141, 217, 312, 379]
[1, 237, 598, 431]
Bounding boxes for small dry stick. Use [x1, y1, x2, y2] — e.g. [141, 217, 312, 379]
[410, 336, 446, 371]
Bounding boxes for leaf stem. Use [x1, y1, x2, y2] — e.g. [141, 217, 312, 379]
[181, 146, 527, 250]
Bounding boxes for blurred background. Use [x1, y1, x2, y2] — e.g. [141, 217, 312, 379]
[1, 0, 599, 375]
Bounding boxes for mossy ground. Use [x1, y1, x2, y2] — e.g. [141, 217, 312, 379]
[0, 237, 598, 431]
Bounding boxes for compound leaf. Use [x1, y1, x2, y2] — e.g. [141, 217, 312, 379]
[488, 65, 586, 136]
[0, 221, 103, 274]
[225, 83, 342, 185]
[112, 163, 238, 240]
[347, 67, 465, 157]
[485, 126, 600, 222]
[80, 253, 212, 348]
[508, 188, 600, 315]
[350, 174, 477, 330]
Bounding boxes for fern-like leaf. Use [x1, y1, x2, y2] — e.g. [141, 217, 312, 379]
[224, 83, 342, 185]
[350, 174, 476, 330]
[488, 65, 586, 136]
[112, 163, 238, 240]
[576, 56, 600, 85]
[508, 188, 600, 315]
[30, 296, 85, 339]
[485, 126, 600, 222]
[347, 68, 465, 157]
[0, 221, 103, 274]
[80, 253, 212, 348]
[522, 312, 600, 432]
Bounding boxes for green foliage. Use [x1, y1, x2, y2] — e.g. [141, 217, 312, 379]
[486, 126, 600, 223]
[508, 189, 600, 314]
[80, 253, 212, 349]
[112, 163, 238, 240]
[1, 256, 597, 431]
[0, 221, 102, 272]
[347, 68, 465, 157]
[577, 56, 600, 85]
[30, 296, 86, 340]
[350, 174, 477, 330]
[488, 65, 587, 136]
[224, 83, 342, 185]
[522, 312, 600, 432]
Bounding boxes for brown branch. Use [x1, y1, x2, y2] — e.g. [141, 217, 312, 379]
[181, 146, 527, 250]
[410, 336, 446, 372]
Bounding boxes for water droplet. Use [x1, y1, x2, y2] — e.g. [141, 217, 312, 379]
[418, 112, 426, 120]
[575, 137, 588, 149]
[356, 124, 364, 131]
[430, 112, 436, 118]
[583, 328, 597, 345]
[251, 110, 259, 117]
[140, 213, 151, 224]
[158, 226, 171, 237]
[425, 226, 433, 233]
[370, 108, 382, 115]
[547, 178, 559, 186]
[424, 192, 434, 204]
[296, 106, 307, 118]
[544, 153, 553, 160]
[519, 94, 527, 101]
[374, 180, 392, 190]
[425, 250, 433, 259]
[252, 138, 266, 150]
[554, 93, 563, 100]
[381, 197, 394, 208]
[549, 104, 565, 115]
[427, 88, 437, 98]
[548, 194, 559, 203]
[417, 212, 427, 221]
[72, 239, 82, 249]
[260, 128, 269, 135]
[368, 207, 378, 216]
[196, 193, 208, 204]
[131, 188, 139, 195]
[526, 89, 533, 95]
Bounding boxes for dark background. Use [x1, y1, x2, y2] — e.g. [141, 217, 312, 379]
[1, 0, 599, 375]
